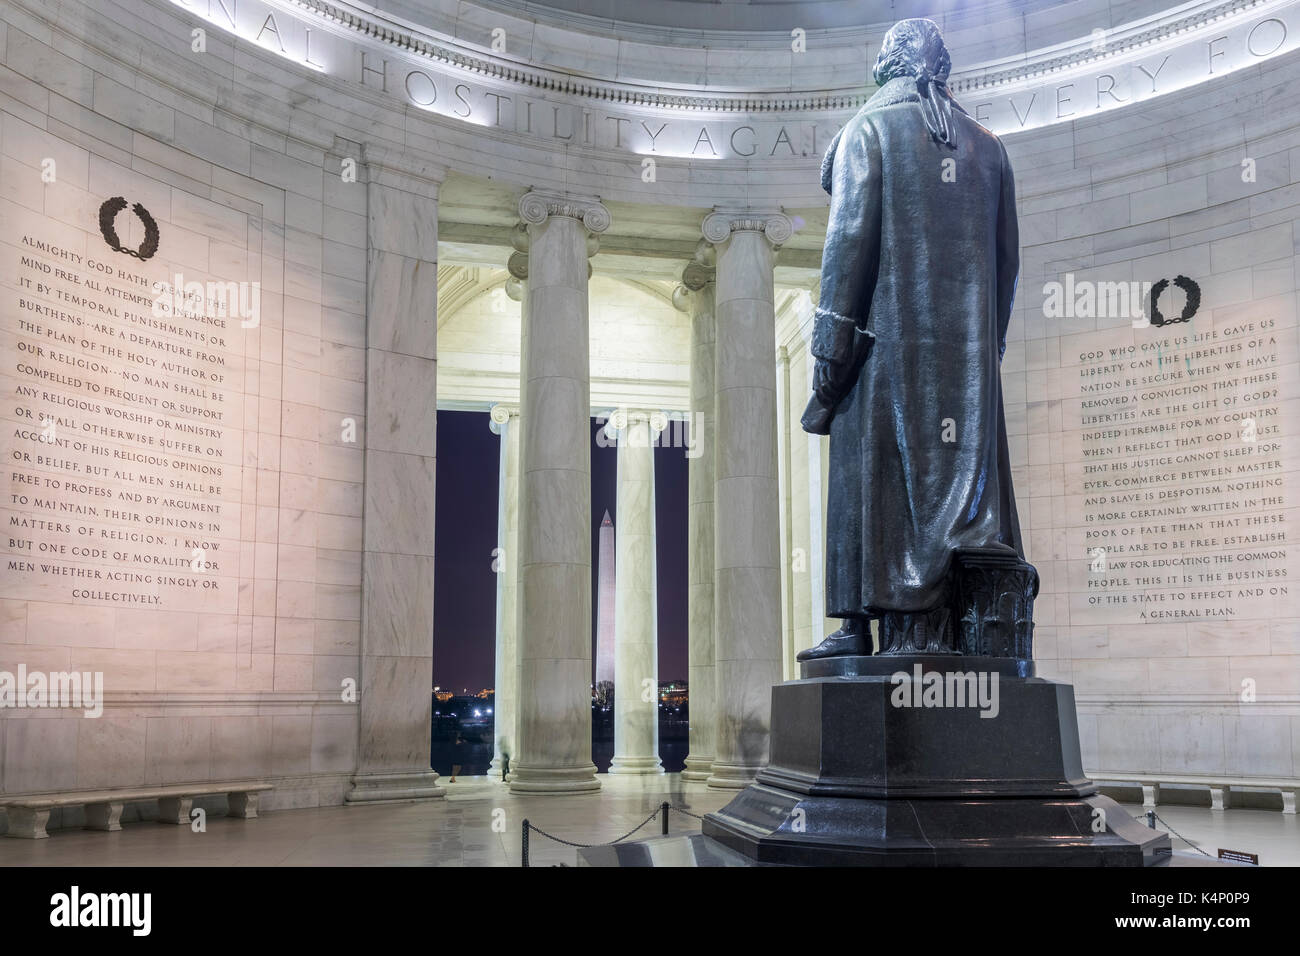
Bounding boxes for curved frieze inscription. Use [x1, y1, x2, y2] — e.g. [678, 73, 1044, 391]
[162, 0, 1300, 154]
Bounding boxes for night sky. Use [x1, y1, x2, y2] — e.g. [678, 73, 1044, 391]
[432, 410, 689, 694]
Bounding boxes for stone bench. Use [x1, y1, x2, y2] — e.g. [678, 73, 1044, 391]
[0, 782, 272, 839]
[1092, 773, 1298, 814]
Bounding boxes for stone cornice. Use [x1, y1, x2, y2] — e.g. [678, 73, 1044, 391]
[290, 0, 1284, 114]
[287, 0, 870, 113]
[23, 0, 1289, 201]
[949, 0, 1275, 96]
[360, 142, 447, 193]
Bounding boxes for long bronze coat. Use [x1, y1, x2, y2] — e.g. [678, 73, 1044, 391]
[803, 75, 1026, 616]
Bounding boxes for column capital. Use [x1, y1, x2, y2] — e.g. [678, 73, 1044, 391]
[701, 209, 793, 248]
[510, 222, 530, 253]
[505, 251, 528, 301]
[518, 191, 611, 236]
[489, 403, 520, 434]
[602, 407, 669, 438]
[674, 241, 717, 310]
[506, 251, 529, 280]
[681, 259, 716, 292]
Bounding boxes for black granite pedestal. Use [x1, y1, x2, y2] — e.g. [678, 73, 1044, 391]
[699, 657, 1171, 866]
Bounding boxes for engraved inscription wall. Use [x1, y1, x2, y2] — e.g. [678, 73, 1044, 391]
[1062, 309, 1297, 629]
[2, 159, 263, 618]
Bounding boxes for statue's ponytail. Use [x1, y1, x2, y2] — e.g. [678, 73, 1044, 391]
[873, 18, 957, 148]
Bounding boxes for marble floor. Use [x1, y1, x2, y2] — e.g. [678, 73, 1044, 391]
[0, 775, 1293, 867]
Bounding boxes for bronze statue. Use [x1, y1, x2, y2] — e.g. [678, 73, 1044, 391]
[799, 18, 1037, 661]
[694, 24, 1165, 866]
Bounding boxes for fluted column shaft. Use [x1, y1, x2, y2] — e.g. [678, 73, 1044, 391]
[488, 403, 520, 779]
[704, 211, 791, 789]
[608, 410, 665, 775]
[509, 192, 608, 794]
[678, 255, 718, 781]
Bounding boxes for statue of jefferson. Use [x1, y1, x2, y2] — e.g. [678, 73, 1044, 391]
[799, 18, 1036, 661]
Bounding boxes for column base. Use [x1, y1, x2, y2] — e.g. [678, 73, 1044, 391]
[508, 764, 601, 794]
[345, 770, 444, 804]
[608, 755, 665, 775]
[706, 761, 761, 790]
[487, 758, 504, 780]
[681, 755, 715, 781]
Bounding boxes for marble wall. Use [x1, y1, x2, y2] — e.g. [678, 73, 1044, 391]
[982, 55, 1300, 784]
[0, 111, 370, 809]
[0, 0, 380, 814]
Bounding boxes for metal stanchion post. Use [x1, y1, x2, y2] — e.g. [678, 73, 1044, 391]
[522, 819, 530, 867]
[661, 802, 670, 836]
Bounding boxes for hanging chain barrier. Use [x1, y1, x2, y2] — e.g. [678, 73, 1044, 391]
[1145, 809, 1213, 858]
[523, 804, 1224, 864]
[520, 801, 706, 867]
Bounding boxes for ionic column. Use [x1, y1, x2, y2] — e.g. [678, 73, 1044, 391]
[509, 192, 609, 794]
[488, 402, 520, 779]
[607, 408, 666, 775]
[702, 210, 792, 789]
[348, 146, 445, 804]
[675, 250, 718, 782]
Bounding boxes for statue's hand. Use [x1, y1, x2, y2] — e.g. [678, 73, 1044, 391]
[813, 359, 842, 406]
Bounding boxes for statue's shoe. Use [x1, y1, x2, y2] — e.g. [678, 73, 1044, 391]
[796, 627, 868, 661]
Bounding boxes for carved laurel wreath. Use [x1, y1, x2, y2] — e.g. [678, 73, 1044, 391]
[98, 196, 160, 260]
[1149, 275, 1201, 327]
